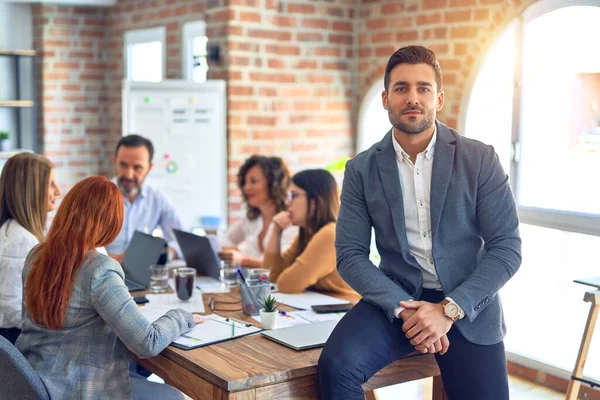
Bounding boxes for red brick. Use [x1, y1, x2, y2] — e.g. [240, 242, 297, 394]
[314, 88, 340, 97]
[247, 116, 278, 125]
[84, 62, 105, 70]
[292, 142, 318, 152]
[381, 3, 404, 14]
[239, 11, 261, 23]
[229, 101, 260, 111]
[333, 21, 353, 32]
[288, 3, 315, 13]
[62, 84, 81, 92]
[294, 101, 321, 111]
[247, 29, 292, 41]
[259, 88, 277, 97]
[366, 19, 386, 30]
[302, 18, 329, 30]
[80, 29, 104, 38]
[417, 13, 442, 25]
[315, 47, 341, 57]
[229, 86, 255, 96]
[376, 46, 396, 57]
[435, 27, 448, 39]
[298, 32, 324, 42]
[450, 0, 476, 5]
[397, 31, 419, 41]
[451, 26, 478, 38]
[445, 10, 472, 22]
[271, 16, 297, 27]
[308, 74, 334, 84]
[372, 32, 393, 44]
[454, 42, 468, 55]
[54, 62, 80, 70]
[267, 58, 285, 69]
[474, 9, 490, 21]
[329, 34, 352, 45]
[423, 0, 449, 8]
[54, 17, 78, 25]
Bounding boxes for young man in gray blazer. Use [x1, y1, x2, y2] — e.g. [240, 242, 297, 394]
[318, 46, 521, 400]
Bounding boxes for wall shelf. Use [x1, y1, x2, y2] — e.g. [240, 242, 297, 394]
[0, 100, 34, 108]
[0, 50, 37, 151]
[0, 50, 36, 57]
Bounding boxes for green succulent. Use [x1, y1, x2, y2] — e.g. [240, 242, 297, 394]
[0, 131, 8, 140]
[260, 294, 278, 313]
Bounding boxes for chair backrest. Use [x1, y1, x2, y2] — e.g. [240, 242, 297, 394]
[0, 335, 50, 400]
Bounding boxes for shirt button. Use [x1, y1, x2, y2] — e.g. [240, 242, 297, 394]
[419, 200, 424, 206]
[422, 231, 427, 237]
[416, 169, 420, 175]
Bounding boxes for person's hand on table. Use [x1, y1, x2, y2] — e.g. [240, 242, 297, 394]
[218, 249, 244, 265]
[193, 314, 204, 325]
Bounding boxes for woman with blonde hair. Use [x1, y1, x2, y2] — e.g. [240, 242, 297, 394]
[16, 176, 201, 399]
[0, 152, 59, 344]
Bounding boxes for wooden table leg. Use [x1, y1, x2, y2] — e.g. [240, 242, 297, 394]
[432, 375, 448, 400]
[364, 390, 378, 400]
[566, 291, 600, 400]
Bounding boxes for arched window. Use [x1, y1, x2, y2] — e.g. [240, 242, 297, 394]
[465, 1, 600, 381]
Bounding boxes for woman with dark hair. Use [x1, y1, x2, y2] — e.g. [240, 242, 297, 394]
[16, 176, 202, 399]
[263, 169, 358, 299]
[219, 155, 298, 268]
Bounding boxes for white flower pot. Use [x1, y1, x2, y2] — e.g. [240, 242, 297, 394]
[0, 140, 10, 152]
[259, 309, 277, 330]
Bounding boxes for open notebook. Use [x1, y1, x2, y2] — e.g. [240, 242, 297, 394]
[171, 314, 261, 350]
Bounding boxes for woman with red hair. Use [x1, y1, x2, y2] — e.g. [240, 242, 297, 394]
[16, 176, 201, 399]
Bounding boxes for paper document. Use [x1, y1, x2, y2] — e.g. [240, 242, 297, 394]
[252, 310, 345, 329]
[172, 314, 261, 350]
[274, 291, 348, 310]
[142, 293, 205, 317]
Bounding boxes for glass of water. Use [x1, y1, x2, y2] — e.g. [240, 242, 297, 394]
[149, 264, 169, 293]
[220, 260, 239, 288]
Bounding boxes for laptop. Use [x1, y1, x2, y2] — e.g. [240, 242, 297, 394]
[122, 231, 168, 292]
[260, 320, 339, 351]
[173, 229, 221, 279]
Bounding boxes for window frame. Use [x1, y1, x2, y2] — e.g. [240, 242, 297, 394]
[181, 20, 208, 83]
[124, 26, 166, 82]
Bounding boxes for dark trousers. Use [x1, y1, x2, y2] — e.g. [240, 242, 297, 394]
[0, 327, 21, 345]
[318, 290, 509, 400]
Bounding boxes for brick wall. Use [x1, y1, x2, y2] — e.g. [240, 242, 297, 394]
[32, 5, 109, 194]
[33, 0, 356, 224]
[357, 0, 535, 131]
[33, 0, 541, 224]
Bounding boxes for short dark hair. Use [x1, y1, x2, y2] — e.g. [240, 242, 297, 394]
[384, 45, 443, 92]
[115, 134, 154, 162]
[237, 155, 290, 220]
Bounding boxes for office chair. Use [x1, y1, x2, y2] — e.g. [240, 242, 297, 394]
[0, 335, 50, 399]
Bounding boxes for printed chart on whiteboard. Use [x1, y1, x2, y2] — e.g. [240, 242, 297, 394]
[122, 80, 227, 230]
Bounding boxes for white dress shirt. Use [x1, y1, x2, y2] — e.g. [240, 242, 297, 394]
[391, 127, 464, 319]
[0, 220, 38, 329]
[219, 214, 298, 259]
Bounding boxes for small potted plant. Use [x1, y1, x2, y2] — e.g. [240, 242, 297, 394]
[259, 294, 278, 330]
[0, 131, 9, 152]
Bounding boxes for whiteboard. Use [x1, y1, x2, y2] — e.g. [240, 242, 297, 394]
[122, 80, 227, 230]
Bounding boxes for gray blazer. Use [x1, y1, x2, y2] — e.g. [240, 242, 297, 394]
[16, 250, 194, 399]
[336, 122, 521, 345]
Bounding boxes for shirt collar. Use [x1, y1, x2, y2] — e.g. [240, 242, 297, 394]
[392, 124, 437, 163]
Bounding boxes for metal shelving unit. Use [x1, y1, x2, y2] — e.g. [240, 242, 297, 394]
[0, 49, 37, 150]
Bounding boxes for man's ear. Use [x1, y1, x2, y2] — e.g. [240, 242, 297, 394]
[381, 90, 389, 110]
[148, 162, 154, 173]
[436, 89, 444, 112]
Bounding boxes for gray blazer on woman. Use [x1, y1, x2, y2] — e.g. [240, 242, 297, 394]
[336, 121, 521, 346]
[16, 250, 194, 399]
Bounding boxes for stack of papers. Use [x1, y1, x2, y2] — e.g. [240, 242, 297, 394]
[252, 310, 345, 329]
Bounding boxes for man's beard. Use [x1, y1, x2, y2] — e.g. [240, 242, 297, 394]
[389, 106, 435, 135]
[118, 177, 141, 195]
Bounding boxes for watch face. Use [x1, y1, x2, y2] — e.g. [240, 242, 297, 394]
[445, 303, 459, 317]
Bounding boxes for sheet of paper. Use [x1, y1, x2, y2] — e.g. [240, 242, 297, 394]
[251, 310, 345, 329]
[145, 293, 205, 313]
[274, 291, 348, 310]
[173, 314, 261, 348]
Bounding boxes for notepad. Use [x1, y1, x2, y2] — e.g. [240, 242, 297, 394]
[171, 314, 262, 350]
[274, 291, 348, 310]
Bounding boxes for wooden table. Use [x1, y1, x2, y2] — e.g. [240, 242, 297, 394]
[133, 287, 446, 399]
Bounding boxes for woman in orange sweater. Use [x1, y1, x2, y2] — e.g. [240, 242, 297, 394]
[263, 169, 359, 300]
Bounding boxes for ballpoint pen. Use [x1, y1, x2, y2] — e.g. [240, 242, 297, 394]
[231, 321, 235, 337]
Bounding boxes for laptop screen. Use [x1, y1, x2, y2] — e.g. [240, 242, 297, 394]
[122, 231, 167, 286]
